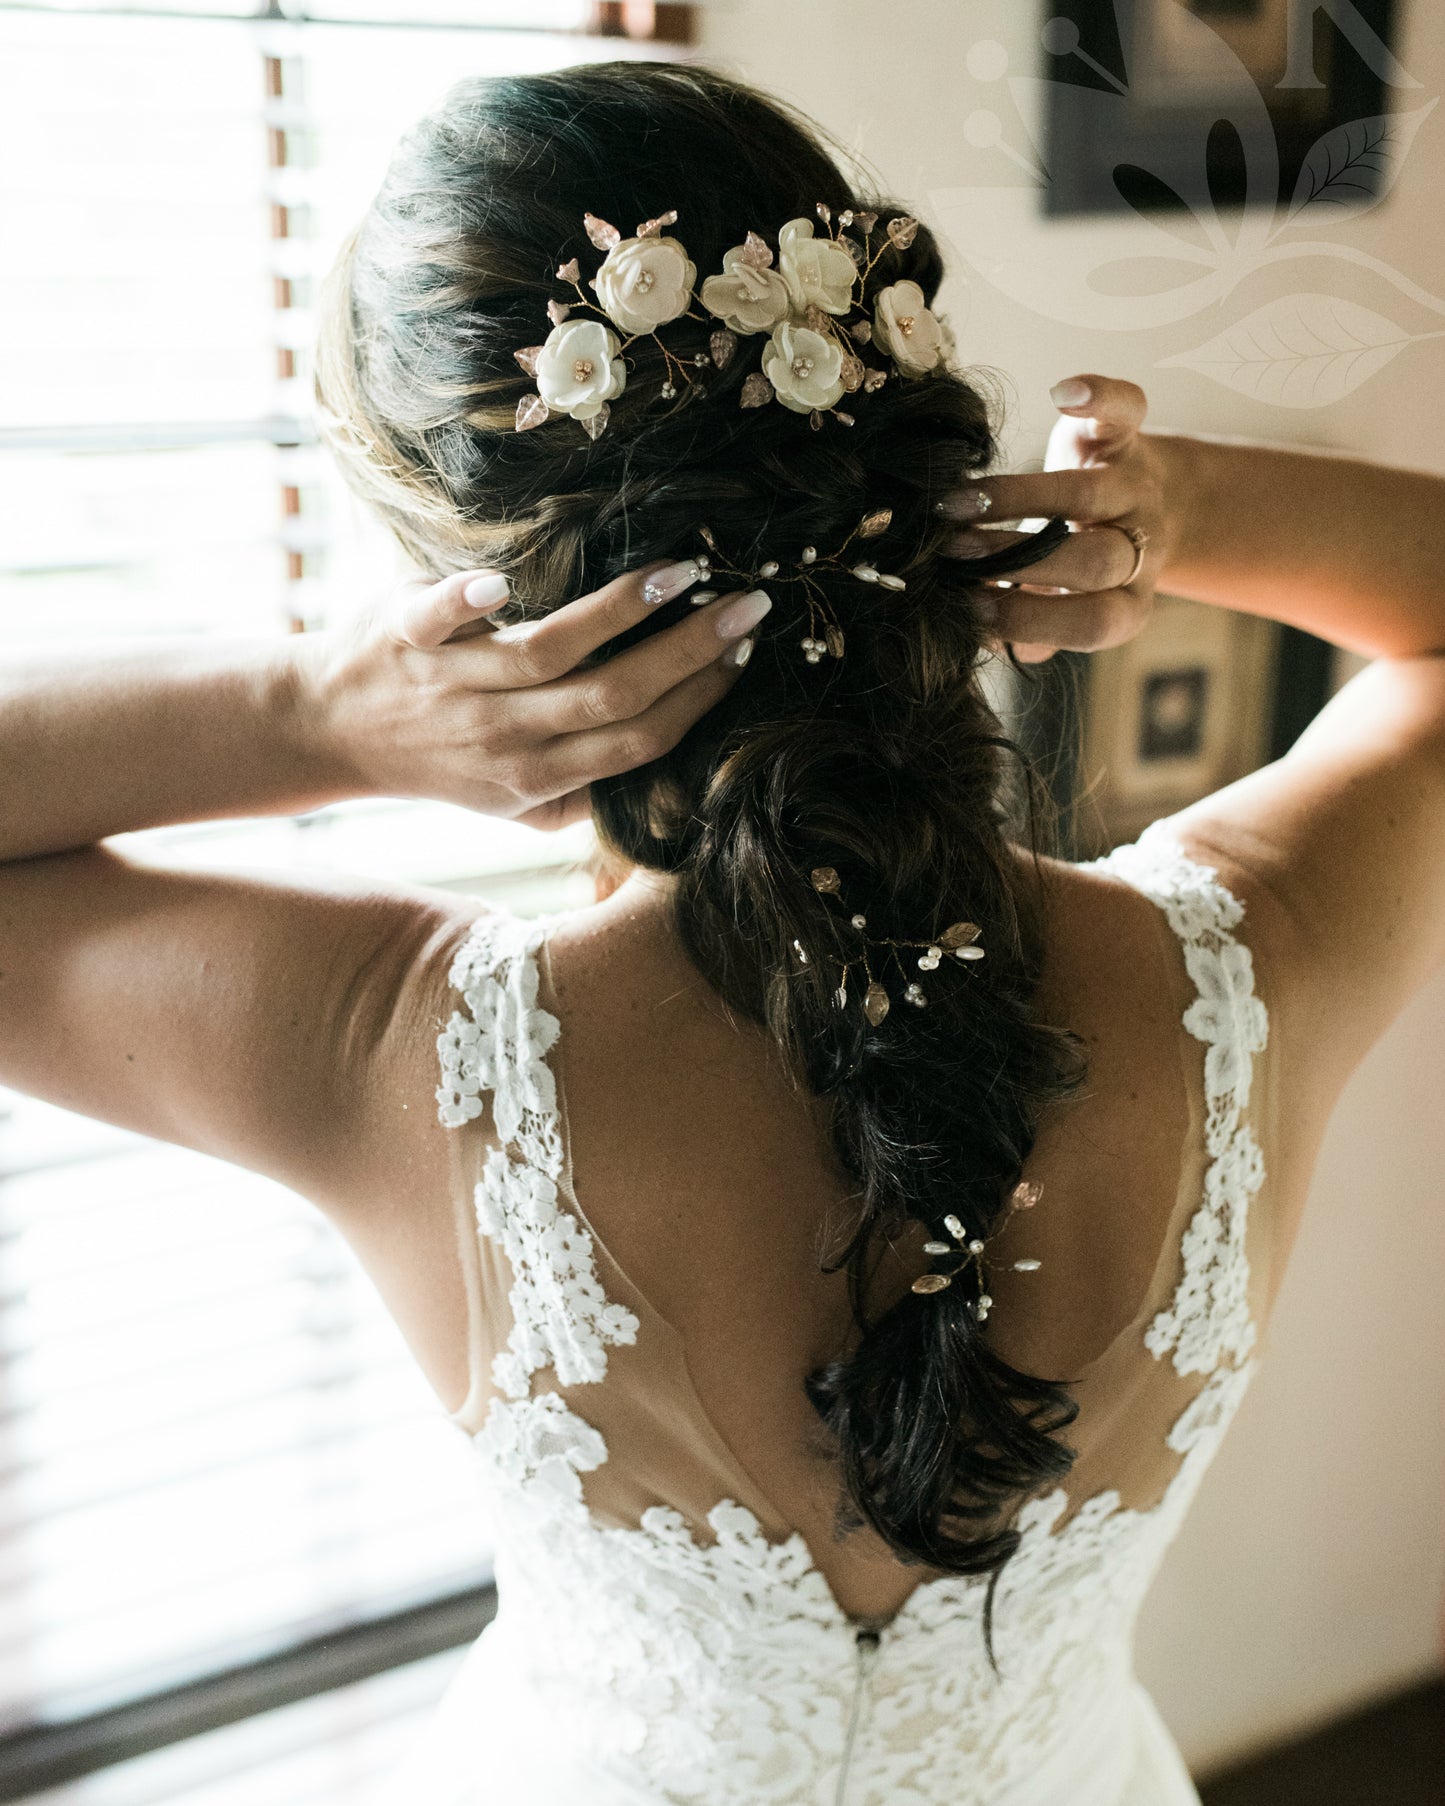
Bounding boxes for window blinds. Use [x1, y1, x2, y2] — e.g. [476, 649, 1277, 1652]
[0, 0, 669, 1767]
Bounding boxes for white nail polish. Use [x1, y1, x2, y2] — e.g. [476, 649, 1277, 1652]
[1050, 378, 1092, 409]
[715, 589, 772, 639]
[464, 573, 509, 609]
[641, 559, 701, 606]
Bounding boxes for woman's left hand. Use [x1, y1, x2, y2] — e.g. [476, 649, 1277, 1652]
[937, 374, 1170, 664]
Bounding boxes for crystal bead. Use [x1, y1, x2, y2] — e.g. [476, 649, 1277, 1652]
[811, 867, 841, 893]
[922, 1241, 953, 1256]
[943, 1214, 967, 1240]
[851, 914, 867, 929]
[912, 1273, 951, 1295]
[1011, 1180, 1044, 1210]
[863, 982, 890, 1026]
[1012, 1258, 1042, 1272]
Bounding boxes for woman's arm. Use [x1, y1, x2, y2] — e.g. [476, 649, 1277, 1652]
[0, 562, 761, 1219]
[0, 561, 755, 860]
[941, 376, 1445, 1116]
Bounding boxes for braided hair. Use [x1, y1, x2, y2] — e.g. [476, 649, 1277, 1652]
[316, 60, 1087, 1644]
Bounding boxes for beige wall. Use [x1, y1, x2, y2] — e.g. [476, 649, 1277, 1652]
[694, 0, 1445, 1775]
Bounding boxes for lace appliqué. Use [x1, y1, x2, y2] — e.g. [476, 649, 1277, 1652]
[437, 915, 640, 1403]
[1092, 825, 1268, 1378]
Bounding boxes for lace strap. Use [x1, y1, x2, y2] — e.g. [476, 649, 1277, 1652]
[434, 911, 641, 1404]
[1089, 824, 1270, 1378]
[435, 910, 564, 1180]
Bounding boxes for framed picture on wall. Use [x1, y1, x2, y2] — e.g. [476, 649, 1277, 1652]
[1069, 597, 1334, 854]
[1042, 0, 1401, 215]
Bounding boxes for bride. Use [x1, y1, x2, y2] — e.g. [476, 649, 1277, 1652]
[2, 61, 1442, 1806]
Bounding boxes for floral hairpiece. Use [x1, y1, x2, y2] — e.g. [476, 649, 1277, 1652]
[911, 1183, 1045, 1317]
[512, 202, 953, 441]
[800, 864, 986, 1023]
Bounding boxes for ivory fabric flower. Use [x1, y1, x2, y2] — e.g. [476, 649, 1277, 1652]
[592, 234, 697, 335]
[777, 217, 856, 317]
[761, 321, 845, 413]
[699, 244, 792, 335]
[873, 280, 944, 376]
[534, 319, 626, 421]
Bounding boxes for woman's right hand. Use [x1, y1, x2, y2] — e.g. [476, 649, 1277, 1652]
[938, 375, 1183, 664]
[298, 562, 765, 832]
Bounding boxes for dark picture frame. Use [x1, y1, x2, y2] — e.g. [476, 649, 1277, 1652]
[1042, 0, 1401, 215]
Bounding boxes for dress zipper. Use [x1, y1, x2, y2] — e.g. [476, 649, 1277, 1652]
[833, 1626, 882, 1806]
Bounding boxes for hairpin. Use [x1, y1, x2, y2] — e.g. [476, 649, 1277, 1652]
[797, 864, 985, 1025]
[511, 203, 955, 442]
[692, 510, 906, 666]
[910, 1182, 1045, 1315]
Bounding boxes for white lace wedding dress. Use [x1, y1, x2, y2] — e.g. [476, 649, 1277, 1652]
[381, 826, 1275, 1805]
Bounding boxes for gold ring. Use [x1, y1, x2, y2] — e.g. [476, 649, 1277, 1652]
[1115, 523, 1149, 586]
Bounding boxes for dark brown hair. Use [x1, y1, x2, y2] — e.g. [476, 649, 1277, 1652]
[317, 59, 1087, 1644]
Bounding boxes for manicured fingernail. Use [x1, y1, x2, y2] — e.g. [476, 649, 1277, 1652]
[1050, 378, 1092, 409]
[641, 559, 701, 606]
[464, 573, 509, 609]
[936, 488, 994, 521]
[721, 635, 755, 669]
[714, 589, 772, 639]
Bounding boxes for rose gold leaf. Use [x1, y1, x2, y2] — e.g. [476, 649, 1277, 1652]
[804, 303, 830, 333]
[546, 300, 571, 326]
[556, 257, 581, 283]
[515, 394, 550, 432]
[698, 523, 720, 555]
[939, 921, 982, 950]
[710, 327, 738, 370]
[635, 208, 678, 238]
[580, 403, 611, 442]
[740, 372, 773, 409]
[863, 368, 888, 392]
[859, 507, 893, 538]
[911, 1272, 951, 1295]
[864, 982, 891, 1027]
[855, 210, 879, 235]
[513, 345, 543, 377]
[810, 866, 841, 893]
[851, 319, 873, 345]
[740, 230, 773, 269]
[809, 410, 824, 431]
[825, 625, 845, 659]
[840, 355, 865, 393]
[584, 212, 621, 251]
[887, 215, 921, 250]
[816, 201, 832, 224]
[1010, 1180, 1044, 1211]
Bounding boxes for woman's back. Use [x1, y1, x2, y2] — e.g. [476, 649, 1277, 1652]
[373, 822, 1292, 1803]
